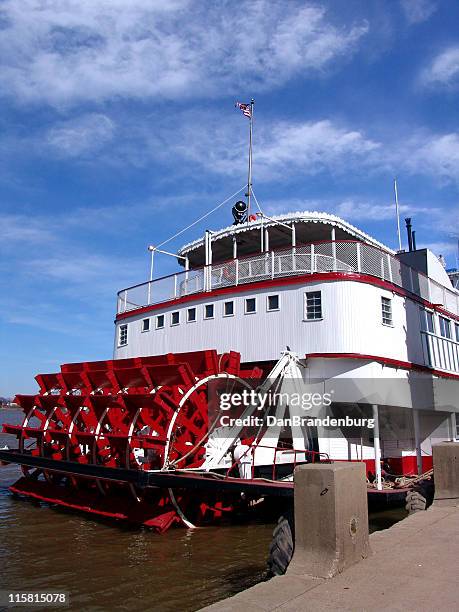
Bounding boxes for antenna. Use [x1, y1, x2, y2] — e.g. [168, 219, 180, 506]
[394, 178, 402, 251]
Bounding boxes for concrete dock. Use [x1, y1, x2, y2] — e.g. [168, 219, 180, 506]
[203, 504, 459, 611]
[203, 443, 459, 612]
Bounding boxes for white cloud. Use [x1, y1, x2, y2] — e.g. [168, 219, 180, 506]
[120, 111, 459, 188]
[0, 1, 368, 106]
[0, 193, 209, 308]
[28, 253, 126, 284]
[421, 47, 459, 87]
[334, 199, 400, 221]
[419, 204, 459, 237]
[149, 114, 381, 181]
[400, 0, 437, 24]
[1, 213, 55, 244]
[0, 208, 144, 308]
[27, 106, 459, 190]
[47, 113, 115, 156]
[259, 197, 443, 225]
[405, 132, 459, 184]
[2, 300, 86, 335]
[420, 241, 458, 257]
[261, 198, 324, 217]
[256, 121, 380, 179]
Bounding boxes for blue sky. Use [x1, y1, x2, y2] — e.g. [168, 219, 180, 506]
[1, 0, 459, 395]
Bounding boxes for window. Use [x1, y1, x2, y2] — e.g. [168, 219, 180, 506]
[171, 311, 180, 326]
[224, 301, 234, 316]
[156, 314, 165, 329]
[381, 296, 392, 326]
[267, 295, 279, 311]
[204, 304, 214, 319]
[420, 308, 434, 333]
[439, 316, 451, 339]
[187, 307, 196, 322]
[456, 323, 459, 343]
[245, 298, 256, 314]
[119, 324, 128, 346]
[305, 291, 322, 320]
[142, 318, 150, 332]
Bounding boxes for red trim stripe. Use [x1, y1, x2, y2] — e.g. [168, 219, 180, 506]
[116, 271, 459, 323]
[305, 352, 459, 380]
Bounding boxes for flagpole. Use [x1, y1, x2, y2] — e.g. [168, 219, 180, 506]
[247, 98, 254, 222]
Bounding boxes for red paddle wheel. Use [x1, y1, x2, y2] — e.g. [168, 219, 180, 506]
[3, 349, 262, 532]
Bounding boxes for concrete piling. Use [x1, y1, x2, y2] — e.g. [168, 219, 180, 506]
[287, 462, 370, 579]
[433, 442, 459, 507]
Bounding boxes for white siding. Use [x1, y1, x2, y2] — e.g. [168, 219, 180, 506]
[114, 279, 424, 365]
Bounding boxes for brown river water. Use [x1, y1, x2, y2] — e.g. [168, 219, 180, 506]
[0, 408, 406, 611]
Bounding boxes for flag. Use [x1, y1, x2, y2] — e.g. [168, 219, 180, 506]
[235, 101, 252, 118]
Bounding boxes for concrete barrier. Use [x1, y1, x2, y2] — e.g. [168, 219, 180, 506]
[287, 462, 370, 579]
[433, 442, 459, 507]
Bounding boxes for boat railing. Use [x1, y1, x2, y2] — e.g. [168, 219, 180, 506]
[117, 240, 459, 318]
[421, 330, 459, 373]
[223, 443, 331, 481]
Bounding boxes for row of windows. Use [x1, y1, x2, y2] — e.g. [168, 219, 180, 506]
[118, 292, 322, 346]
[420, 308, 459, 342]
[119, 291, 398, 346]
[118, 293, 459, 347]
[383, 300, 459, 337]
[146, 295, 281, 332]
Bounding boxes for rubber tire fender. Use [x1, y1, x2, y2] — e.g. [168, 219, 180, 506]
[267, 508, 294, 576]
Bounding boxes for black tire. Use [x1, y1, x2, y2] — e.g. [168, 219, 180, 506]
[405, 478, 435, 514]
[267, 509, 294, 576]
[415, 478, 435, 509]
[405, 490, 427, 513]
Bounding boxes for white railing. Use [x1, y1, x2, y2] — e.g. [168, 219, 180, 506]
[117, 240, 459, 319]
[421, 331, 459, 373]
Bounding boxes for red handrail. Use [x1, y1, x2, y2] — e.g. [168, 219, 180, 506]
[224, 442, 330, 481]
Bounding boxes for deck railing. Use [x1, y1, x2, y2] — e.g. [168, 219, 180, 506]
[421, 331, 459, 373]
[117, 240, 459, 319]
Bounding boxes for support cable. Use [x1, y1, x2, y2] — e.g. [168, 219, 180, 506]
[251, 189, 264, 215]
[155, 185, 246, 250]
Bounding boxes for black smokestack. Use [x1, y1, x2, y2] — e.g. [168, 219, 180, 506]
[412, 230, 417, 251]
[405, 218, 413, 252]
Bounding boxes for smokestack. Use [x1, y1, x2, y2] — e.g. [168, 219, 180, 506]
[405, 218, 413, 252]
[412, 230, 417, 251]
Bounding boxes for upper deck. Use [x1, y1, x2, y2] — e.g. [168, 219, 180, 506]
[117, 211, 459, 320]
[177, 211, 392, 267]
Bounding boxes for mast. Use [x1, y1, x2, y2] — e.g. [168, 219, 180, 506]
[394, 178, 402, 251]
[247, 98, 254, 221]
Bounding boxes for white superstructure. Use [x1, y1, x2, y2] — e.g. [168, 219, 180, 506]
[113, 210, 459, 480]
